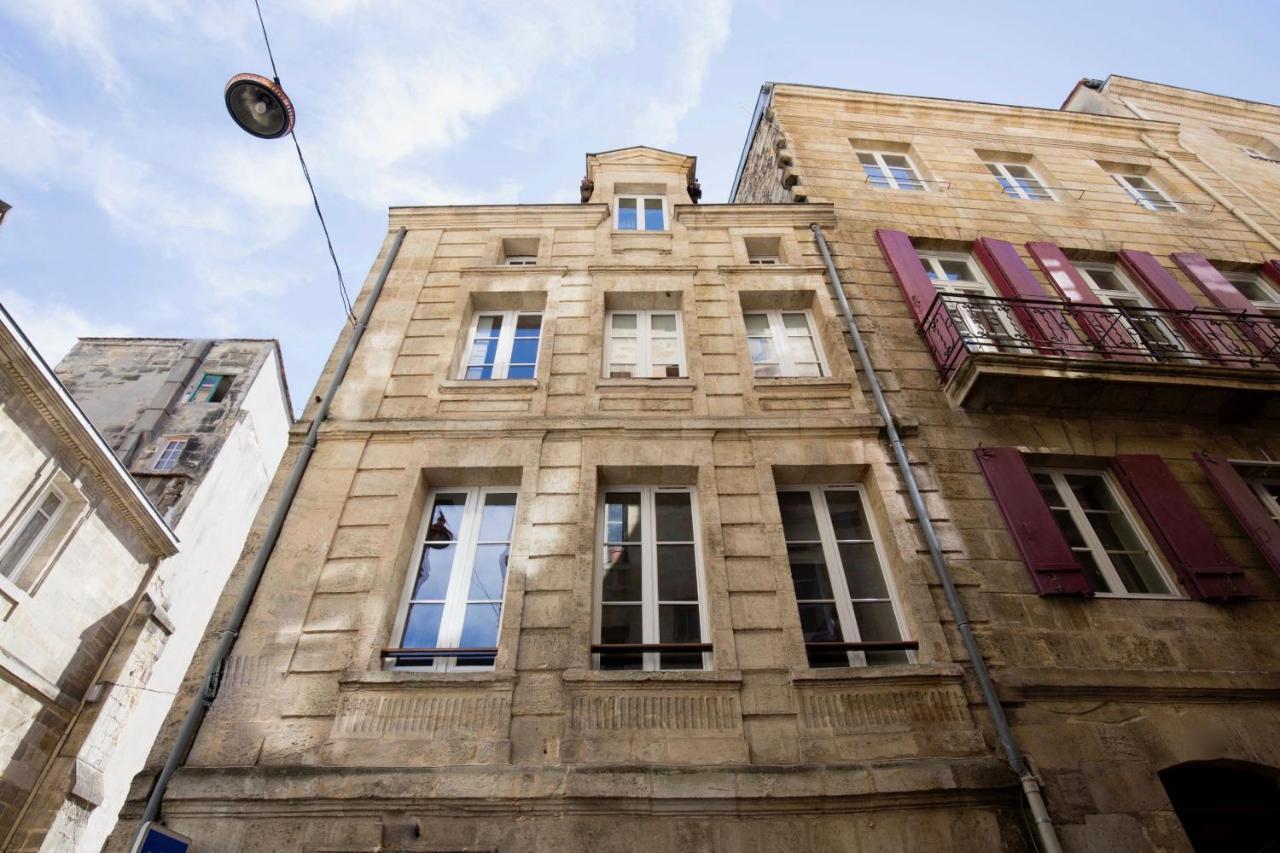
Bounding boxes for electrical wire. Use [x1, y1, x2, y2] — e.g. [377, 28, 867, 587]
[253, 0, 356, 325]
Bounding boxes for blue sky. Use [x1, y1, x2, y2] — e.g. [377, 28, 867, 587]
[2, 0, 1277, 409]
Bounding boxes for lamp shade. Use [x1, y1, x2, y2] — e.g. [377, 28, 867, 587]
[224, 73, 295, 139]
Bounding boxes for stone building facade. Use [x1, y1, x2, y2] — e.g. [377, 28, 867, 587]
[0, 308, 178, 849]
[1, 337, 291, 851]
[729, 77, 1280, 849]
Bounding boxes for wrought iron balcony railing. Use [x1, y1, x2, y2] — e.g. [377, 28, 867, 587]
[919, 292, 1280, 380]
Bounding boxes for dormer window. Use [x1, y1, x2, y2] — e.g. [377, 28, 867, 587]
[745, 235, 782, 265]
[505, 256, 536, 267]
[616, 195, 666, 231]
[501, 237, 539, 266]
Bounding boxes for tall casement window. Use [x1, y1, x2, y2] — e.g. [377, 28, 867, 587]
[616, 195, 666, 231]
[856, 151, 926, 191]
[461, 311, 543, 379]
[1076, 262, 1189, 358]
[743, 310, 826, 377]
[1112, 173, 1179, 212]
[778, 486, 910, 667]
[986, 162, 1054, 201]
[595, 486, 708, 671]
[1032, 468, 1179, 598]
[153, 438, 187, 471]
[917, 250, 1018, 350]
[189, 373, 231, 403]
[604, 310, 685, 378]
[1225, 272, 1280, 318]
[391, 487, 517, 670]
[0, 486, 66, 586]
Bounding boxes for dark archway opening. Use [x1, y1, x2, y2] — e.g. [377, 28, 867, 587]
[1159, 761, 1280, 852]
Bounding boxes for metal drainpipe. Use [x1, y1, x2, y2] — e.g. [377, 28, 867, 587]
[811, 224, 1063, 853]
[131, 226, 408, 842]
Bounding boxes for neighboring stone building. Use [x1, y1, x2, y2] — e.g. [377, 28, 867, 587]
[727, 77, 1280, 849]
[0, 307, 178, 848]
[0, 336, 291, 851]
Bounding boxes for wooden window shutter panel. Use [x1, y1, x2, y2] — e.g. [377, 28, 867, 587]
[973, 237, 1083, 356]
[1261, 259, 1280, 289]
[1026, 242, 1146, 361]
[973, 447, 1093, 596]
[1117, 249, 1238, 360]
[1110, 454, 1256, 601]
[1195, 452, 1280, 579]
[874, 229, 964, 376]
[1172, 252, 1280, 364]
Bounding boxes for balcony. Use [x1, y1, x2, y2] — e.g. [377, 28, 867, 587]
[919, 293, 1280, 417]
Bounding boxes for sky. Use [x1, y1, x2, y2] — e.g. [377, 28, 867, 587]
[2, 0, 1278, 412]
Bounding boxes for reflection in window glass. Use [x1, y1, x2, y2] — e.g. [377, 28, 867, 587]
[462, 311, 542, 380]
[743, 310, 824, 377]
[604, 310, 685, 378]
[616, 195, 665, 231]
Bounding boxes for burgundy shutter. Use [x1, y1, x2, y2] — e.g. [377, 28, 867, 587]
[1172, 252, 1280, 364]
[1117, 249, 1238, 360]
[1195, 452, 1280, 578]
[973, 237, 1083, 355]
[1026, 242, 1145, 361]
[1110, 454, 1256, 600]
[874, 229, 964, 376]
[974, 447, 1093, 596]
[1262, 260, 1280, 289]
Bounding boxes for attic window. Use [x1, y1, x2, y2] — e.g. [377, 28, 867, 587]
[154, 438, 187, 471]
[616, 195, 665, 231]
[502, 237, 539, 265]
[745, 235, 782, 265]
[190, 373, 232, 403]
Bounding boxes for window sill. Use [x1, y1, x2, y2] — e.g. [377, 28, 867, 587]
[791, 662, 963, 687]
[438, 379, 538, 394]
[596, 377, 695, 391]
[340, 669, 516, 688]
[752, 377, 851, 391]
[563, 668, 742, 686]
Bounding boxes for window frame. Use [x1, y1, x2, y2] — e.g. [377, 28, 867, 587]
[1113, 173, 1180, 212]
[1032, 467, 1182, 600]
[602, 309, 687, 378]
[855, 150, 927, 192]
[458, 309, 543, 380]
[0, 483, 67, 586]
[986, 162, 1055, 201]
[388, 485, 518, 672]
[593, 485, 710, 672]
[917, 250, 1021, 350]
[1250, 478, 1280, 526]
[614, 194, 667, 232]
[742, 309, 828, 378]
[153, 438, 188, 471]
[503, 255, 537, 267]
[1224, 272, 1280, 317]
[189, 373, 230, 403]
[778, 484, 913, 668]
[1076, 261, 1194, 359]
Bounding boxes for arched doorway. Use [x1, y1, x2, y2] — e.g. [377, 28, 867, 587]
[1159, 760, 1280, 852]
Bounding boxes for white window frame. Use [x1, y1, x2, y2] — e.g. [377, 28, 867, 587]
[917, 250, 1020, 351]
[603, 309, 686, 378]
[743, 309, 828, 378]
[614, 194, 667, 232]
[1224, 272, 1280, 318]
[1113, 173, 1180, 212]
[856, 150, 927, 192]
[780, 485, 913, 668]
[1076, 262, 1193, 360]
[504, 255, 537, 267]
[1033, 468, 1181, 599]
[748, 256, 779, 265]
[1251, 478, 1280, 526]
[594, 485, 709, 672]
[154, 438, 187, 471]
[459, 310, 543, 380]
[0, 484, 67, 585]
[986, 162, 1055, 201]
[389, 486, 517, 672]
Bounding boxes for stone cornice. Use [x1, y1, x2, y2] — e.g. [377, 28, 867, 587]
[1104, 75, 1280, 125]
[0, 307, 177, 556]
[388, 205, 609, 230]
[675, 203, 836, 228]
[313, 416, 886, 439]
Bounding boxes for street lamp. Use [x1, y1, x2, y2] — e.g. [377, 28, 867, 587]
[223, 73, 295, 139]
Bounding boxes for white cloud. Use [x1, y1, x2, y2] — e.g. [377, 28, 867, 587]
[633, 0, 733, 147]
[4, 0, 129, 96]
[0, 289, 134, 366]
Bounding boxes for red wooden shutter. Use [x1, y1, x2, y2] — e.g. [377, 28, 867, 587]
[1195, 452, 1280, 578]
[1110, 454, 1256, 600]
[1117, 249, 1237, 360]
[1172, 252, 1280, 364]
[874, 229, 964, 376]
[1262, 260, 1280, 288]
[974, 447, 1093, 596]
[973, 237, 1082, 355]
[1026, 242, 1145, 361]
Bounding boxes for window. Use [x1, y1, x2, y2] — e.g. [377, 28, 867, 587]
[596, 486, 707, 671]
[461, 311, 543, 379]
[1032, 468, 1178, 597]
[1077, 262, 1190, 358]
[778, 486, 909, 667]
[0, 487, 65, 586]
[744, 234, 782, 265]
[1251, 478, 1280, 526]
[1224, 272, 1280, 318]
[189, 373, 232, 403]
[1113, 173, 1179, 212]
[615, 195, 666, 231]
[749, 256, 778, 265]
[856, 151, 926, 191]
[744, 310, 825, 377]
[390, 487, 517, 671]
[504, 256, 536, 267]
[986, 162, 1053, 201]
[604, 310, 685, 378]
[154, 439, 187, 471]
[918, 251, 1019, 350]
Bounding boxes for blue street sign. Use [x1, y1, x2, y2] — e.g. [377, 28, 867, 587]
[131, 822, 191, 853]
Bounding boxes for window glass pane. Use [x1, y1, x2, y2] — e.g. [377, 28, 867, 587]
[413, 544, 457, 599]
[788, 543, 835, 600]
[787, 336, 820, 366]
[744, 313, 770, 334]
[748, 336, 777, 365]
[862, 164, 889, 187]
[515, 314, 541, 335]
[509, 337, 540, 366]
[797, 602, 842, 641]
[459, 603, 501, 647]
[599, 605, 643, 670]
[469, 544, 509, 599]
[604, 492, 642, 542]
[1066, 474, 1114, 511]
[401, 603, 444, 647]
[644, 198, 664, 230]
[1109, 551, 1170, 595]
[856, 152, 877, 165]
[781, 313, 810, 332]
[650, 338, 681, 374]
[475, 315, 502, 335]
[883, 154, 909, 168]
[838, 542, 889, 599]
[650, 313, 677, 333]
[617, 197, 637, 230]
[793, 362, 822, 377]
[601, 545, 643, 601]
[938, 259, 973, 282]
[657, 544, 698, 601]
[851, 601, 903, 642]
[611, 313, 638, 331]
[478, 493, 516, 541]
[1075, 549, 1111, 593]
[0, 512, 52, 578]
[654, 491, 693, 540]
[608, 338, 638, 371]
[826, 490, 871, 540]
[425, 494, 466, 542]
[778, 491, 820, 541]
[659, 604, 705, 666]
[506, 364, 535, 379]
[1053, 510, 1086, 548]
